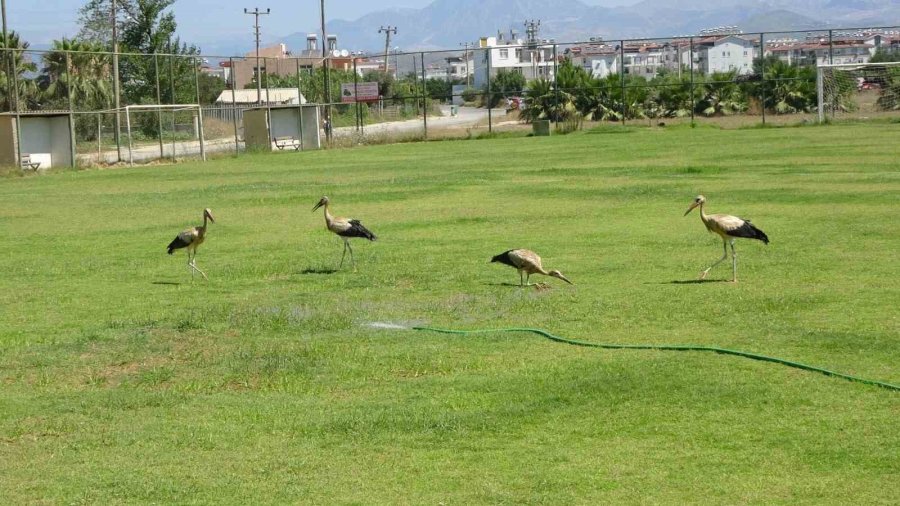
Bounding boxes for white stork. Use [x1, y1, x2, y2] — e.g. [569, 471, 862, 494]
[684, 195, 769, 282]
[312, 196, 377, 269]
[491, 249, 573, 287]
[167, 208, 215, 280]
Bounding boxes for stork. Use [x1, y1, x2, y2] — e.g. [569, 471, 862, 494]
[167, 208, 215, 281]
[684, 195, 769, 282]
[491, 249, 573, 287]
[312, 196, 377, 269]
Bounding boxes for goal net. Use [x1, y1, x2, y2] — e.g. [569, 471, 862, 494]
[118, 104, 206, 166]
[817, 61, 900, 122]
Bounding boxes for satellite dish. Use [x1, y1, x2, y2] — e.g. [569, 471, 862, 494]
[340, 49, 349, 57]
[332, 49, 341, 57]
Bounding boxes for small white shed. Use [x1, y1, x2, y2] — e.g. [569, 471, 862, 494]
[0, 113, 76, 169]
[243, 105, 321, 152]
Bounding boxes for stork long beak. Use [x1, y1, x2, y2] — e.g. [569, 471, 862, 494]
[554, 272, 573, 285]
[205, 210, 215, 223]
[684, 202, 699, 216]
[312, 202, 323, 212]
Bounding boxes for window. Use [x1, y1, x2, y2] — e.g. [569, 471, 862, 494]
[515, 48, 522, 60]
[499, 48, 509, 59]
[722, 51, 726, 57]
[743, 50, 748, 56]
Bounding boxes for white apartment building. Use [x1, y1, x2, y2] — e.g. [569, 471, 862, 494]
[700, 35, 756, 74]
[445, 55, 474, 82]
[472, 35, 556, 88]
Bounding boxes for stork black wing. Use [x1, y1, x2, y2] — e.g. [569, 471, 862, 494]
[726, 219, 769, 244]
[490, 250, 517, 267]
[167, 235, 191, 254]
[339, 220, 377, 241]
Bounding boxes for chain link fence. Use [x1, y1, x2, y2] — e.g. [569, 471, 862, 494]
[2, 25, 898, 168]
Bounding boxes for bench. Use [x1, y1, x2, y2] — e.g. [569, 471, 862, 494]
[274, 136, 300, 151]
[20, 154, 41, 171]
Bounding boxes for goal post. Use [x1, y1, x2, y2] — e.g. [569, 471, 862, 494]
[817, 61, 900, 123]
[119, 104, 206, 166]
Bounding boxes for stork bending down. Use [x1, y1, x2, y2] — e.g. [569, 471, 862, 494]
[167, 208, 215, 281]
[491, 249, 573, 288]
[684, 195, 769, 282]
[312, 196, 377, 269]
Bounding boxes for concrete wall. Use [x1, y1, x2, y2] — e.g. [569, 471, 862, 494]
[48, 116, 74, 167]
[0, 116, 17, 167]
[300, 106, 321, 150]
[243, 109, 271, 150]
[244, 107, 321, 151]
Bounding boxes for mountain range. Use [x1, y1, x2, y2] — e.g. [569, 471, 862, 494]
[202, 0, 900, 56]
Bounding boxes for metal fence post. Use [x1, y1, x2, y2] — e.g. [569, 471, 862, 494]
[689, 37, 695, 124]
[65, 51, 73, 112]
[487, 47, 492, 133]
[194, 56, 205, 161]
[229, 57, 239, 155]
[828, 29, 834, 65]
[421, 52, 427, 139]
[816, 63, 825, 123]
[553, 43, 559, 130]
[154, 53, 164, 157]
[760, 33, 766, 126]
[296, 57, 305, 150]
[169, 52, 176, 161]
[264, 57, 271, 104]
[353, 56, 360, 132]
[620, 40, 626, 125]
[324, 58, 332, 144]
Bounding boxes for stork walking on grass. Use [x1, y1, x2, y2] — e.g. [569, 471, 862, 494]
[167, 208, 215, 281]
[312, 196, 377, 269]
[684, 195, 769, 282]
[491, 249, 573, 288]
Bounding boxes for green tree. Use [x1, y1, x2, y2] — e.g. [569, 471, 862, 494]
[646, 69, 695, 118]
[869, 47, 900, 63]
[119, 0, 200, 106]
[38, 38, 113, 111]
[77, 0, 137, 45]
[696, 71, 747, 116]
[197, 72, 225, 105]
[0, 31, 39, 111]
[744, 56, 817, 114]
[424, 78, 450, 102]
[484, 70, 525, 108]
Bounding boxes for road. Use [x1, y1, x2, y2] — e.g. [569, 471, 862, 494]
[78, 106, 505, 165]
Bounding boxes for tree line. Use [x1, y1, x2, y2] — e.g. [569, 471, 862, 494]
[0, 0, 225, 139]
[496, 50, 900, 123]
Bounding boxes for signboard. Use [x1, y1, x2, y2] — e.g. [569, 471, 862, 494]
[341, 82, 380, 103]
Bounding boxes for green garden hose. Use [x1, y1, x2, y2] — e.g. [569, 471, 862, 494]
[412, 326, 900, 392]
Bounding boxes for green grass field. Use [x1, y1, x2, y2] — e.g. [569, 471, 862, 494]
[1, 122, 898, 504]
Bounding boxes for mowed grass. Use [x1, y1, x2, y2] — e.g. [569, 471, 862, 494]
[1, 123, 898, 504]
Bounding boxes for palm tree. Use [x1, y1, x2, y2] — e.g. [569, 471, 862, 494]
[0, 31, 39, 111]
[696, 71, 747, 117]
[521, 78, 577, 123]
[39, 38, 113, 112]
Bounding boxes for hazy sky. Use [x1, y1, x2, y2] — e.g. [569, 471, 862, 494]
[13, 0, 639, 45]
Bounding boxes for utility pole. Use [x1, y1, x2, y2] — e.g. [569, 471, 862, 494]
[1, 0, 10, 111]
[524, 19, 541, 81]
[458, 41, 471, 87]
[244, 7, 270, 105]
[379, 26, 397, 75]
[112, 0, 122, 161]
[320, 0, 331, 142]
